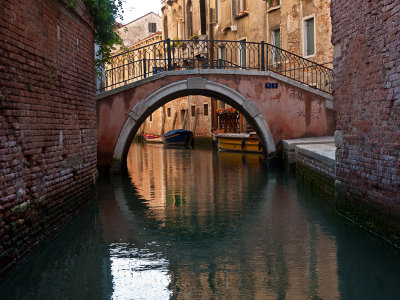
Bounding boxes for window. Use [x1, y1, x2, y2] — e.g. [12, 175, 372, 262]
[187, 0, 193, 37]
[216, 0, 221, 22]
[148, 23, 157, 33]
[268, 0, 280, 8]
[191, 105, 196, 117]
[240, 39, 246, 68]
[217, 46, 226, 68]
[180, 109, 186, 125]
[149, 114, 153, 122]
[204, 104, 208, 116]
[304, 17, 315, 57]
[167, 107, 171, 117]
[200, 0, 206, 35]
[271, 28, 281, 63]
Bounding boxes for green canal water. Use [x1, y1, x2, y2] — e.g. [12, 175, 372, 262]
[1, 142, 400, 299]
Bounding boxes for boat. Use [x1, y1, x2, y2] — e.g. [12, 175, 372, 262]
[143, 134, 163, 143]
[211, 130, 263, 153]
[162, 129, 194, 146]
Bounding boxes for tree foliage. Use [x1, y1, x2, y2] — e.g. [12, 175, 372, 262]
[67, 0, 124, 67]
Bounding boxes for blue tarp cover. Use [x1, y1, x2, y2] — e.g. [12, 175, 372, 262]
[162, 129, 191, 137]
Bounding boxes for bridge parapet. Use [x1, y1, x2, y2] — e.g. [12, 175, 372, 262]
[99, 39, 332, 94]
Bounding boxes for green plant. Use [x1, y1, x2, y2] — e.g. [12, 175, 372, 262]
[66, 0, 124, 69]
[188, 35, 199, 40]
[172, 37, 183, 48]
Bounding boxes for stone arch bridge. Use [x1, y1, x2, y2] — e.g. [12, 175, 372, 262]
[97, 69, 334, 169]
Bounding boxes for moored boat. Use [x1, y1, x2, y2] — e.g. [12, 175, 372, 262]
[162, 129, 194, 146]
[211, 130, 263, 153]
[143, 134, 163, 143]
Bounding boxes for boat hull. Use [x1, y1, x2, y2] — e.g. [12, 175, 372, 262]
[213, 132, 263, 153]
[143, 134, 163, 143]
[162, 129, 194, 145]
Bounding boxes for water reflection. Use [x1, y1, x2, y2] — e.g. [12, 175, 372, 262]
[109, 243, 171, 299]
[1, 142, 400, 299]
[122, 142, 339, 298]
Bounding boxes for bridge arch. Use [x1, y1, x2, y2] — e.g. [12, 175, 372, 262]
[112, 77, 276, 165]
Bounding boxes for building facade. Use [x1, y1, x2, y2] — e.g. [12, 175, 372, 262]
[117, 12, 162, 48]
[151, 0, 334, 138]
[162, 0, 333, 66]
[111, 1, 334, 139]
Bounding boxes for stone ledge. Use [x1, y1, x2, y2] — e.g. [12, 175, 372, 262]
[296, 143, 336, 171]
[282, 136, 334, 165]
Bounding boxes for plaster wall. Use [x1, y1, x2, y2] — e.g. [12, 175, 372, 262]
[117, 12, 162, 48]
[97, 72, 334, 167]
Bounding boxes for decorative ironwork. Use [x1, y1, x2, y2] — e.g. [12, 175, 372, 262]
[98, 39, 332, 94]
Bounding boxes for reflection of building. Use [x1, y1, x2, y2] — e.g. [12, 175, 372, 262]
[123, 143, 340, 298]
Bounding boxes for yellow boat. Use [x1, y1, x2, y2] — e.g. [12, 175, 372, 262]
[211, 130, 263, 153]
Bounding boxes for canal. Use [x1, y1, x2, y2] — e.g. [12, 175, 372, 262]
[1, 142, 400, 299]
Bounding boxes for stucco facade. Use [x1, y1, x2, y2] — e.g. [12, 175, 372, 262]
[150, 0, 334, 138]
[161, 0, 333, 66]
[117, 12, 162, 48]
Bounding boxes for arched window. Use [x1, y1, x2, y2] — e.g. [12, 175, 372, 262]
[187, 0, 193, 37]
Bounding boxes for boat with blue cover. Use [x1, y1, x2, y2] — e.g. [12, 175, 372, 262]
[162, 129, 194, 146]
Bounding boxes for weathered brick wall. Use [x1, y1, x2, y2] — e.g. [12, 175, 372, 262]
[331, 1, 400, 241]
[0, 0, 97, 272]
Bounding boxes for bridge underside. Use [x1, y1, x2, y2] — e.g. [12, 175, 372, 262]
[96, 70, 335, 168]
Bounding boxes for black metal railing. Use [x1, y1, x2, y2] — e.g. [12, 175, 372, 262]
[98, 39, 332, 94]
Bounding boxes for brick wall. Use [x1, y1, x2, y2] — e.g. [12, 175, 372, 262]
[331, 1, 400, 242]
[0, 0, 97, 272]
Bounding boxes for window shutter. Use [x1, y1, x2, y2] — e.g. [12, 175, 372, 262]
[306, 18, 315, 56]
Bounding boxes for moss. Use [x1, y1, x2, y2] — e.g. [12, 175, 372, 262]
[296, 162, 335, 202]
[334, 191, 400, 247]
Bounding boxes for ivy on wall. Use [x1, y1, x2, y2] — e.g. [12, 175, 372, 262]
[66, 0, 124, 67]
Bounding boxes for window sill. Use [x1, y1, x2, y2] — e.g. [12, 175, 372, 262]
[235, 11, 248, 19]
[267, 5, 281, 13]
[304, 53, 316, 59]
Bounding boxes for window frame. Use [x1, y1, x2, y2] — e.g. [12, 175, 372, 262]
[239, 38, 247, 69]
[302, 15, 316, 58]
[148, 22, 157, 33]
[204, 104, 209, 116]
[217, 46, 226, 69]
[271, 27, 281, 64]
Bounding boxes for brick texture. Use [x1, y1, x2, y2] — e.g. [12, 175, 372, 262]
[331, 1, 400, 215]
[0, 0, 97, 272]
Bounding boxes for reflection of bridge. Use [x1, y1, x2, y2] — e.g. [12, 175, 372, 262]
[97, 39, 335, 169]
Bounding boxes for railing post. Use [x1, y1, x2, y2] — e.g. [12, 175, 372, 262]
[166, 38, 172, 71]
[143, 57, 147, 78]
[266, 43, 269, 71]
[260, 41, 265, 71]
